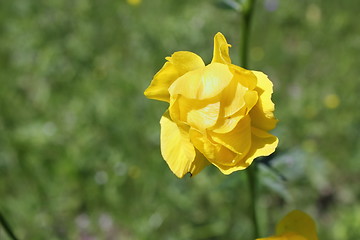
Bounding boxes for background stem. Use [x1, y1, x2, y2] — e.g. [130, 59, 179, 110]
[240, 0, 256, 68]
[240, 0, 259, 238]
[247, 164, 259, 238]
[0, 211, 19, 240]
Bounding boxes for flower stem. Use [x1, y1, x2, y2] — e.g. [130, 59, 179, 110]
[240, 0, 259, 238]
[240, 0, 256, 68]
[247, 163, 259, 238]
[0, 211, 19, 240]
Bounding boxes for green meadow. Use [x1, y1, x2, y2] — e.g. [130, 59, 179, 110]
[1, 0, 359, 239]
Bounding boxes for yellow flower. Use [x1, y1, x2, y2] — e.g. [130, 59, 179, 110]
[323, 93, 340, 109]
[127, 0, 141, 6]
[257, 210, 318, 240]
[144, 32, 278, 178]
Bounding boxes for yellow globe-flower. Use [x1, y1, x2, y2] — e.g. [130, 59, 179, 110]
[127, 0, 141, 6]
[257, 210, 318, 240]
[144, 32, 278, 178]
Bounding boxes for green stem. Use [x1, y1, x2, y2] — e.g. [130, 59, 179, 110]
[240, 0, 259, 238]
[240, 0, 256, 68]
[0, 211, 19, 240]
[247, 163, 259, 238]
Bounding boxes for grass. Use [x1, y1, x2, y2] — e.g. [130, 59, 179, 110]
[1, 0, 360, 239]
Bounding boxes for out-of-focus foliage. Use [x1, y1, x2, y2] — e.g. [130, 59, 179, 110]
[0, 0, 359, 239]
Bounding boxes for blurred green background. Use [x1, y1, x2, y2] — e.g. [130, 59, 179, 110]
[1, 0, 359, 239]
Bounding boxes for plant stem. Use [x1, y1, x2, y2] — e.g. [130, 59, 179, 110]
[247, 163, 259, 238]
[0, 211, 19, 240]
[240, 0, 259, 238]
[240, 0, 256, 68]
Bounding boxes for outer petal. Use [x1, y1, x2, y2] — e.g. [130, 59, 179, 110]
[212, 32, 232, 64]
[243, 127, 278, 165]
[214, 126, 278, 175]
[276, 210, 318, 240]
[169, 62, 233, 100]
[160, 111, 208, 178]
[190, 150, 211, 177]
[144, 51, 205, 102]
[230, 64, 257, 90]
[250, 71, 278, 131]
[210, 153, 249, 175]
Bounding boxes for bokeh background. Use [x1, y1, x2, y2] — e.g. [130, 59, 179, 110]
[1, 0, 359, 239]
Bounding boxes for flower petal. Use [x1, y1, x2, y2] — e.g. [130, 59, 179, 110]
[211, 110, 245, 134]
[189, 150, 211, 177]
[220, 79, 247, 117]
[189, 128, 238, 166]
[160, 111, 208, 178]
[169, 95, 221, 131]
[144, 51, 205, 102]
[230, 64, 257, 90]
[243, 127, 278, 166]
[249, 71, 278, 131]
[276, 210, 318, 240]
[213, 127, 278, 175]
[244, 90, 259, 114]
[186, 99, 221, 131]
[189, 128, 219, 161]
[169, 62, 233, 100]
[212, 32, 232, 64]
[210, 115, 251, 156]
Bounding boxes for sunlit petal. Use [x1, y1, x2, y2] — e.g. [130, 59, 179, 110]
[160, 112, 208, 178]
[169, 62, 233, 100]
[230, 64, 258, 90]
[212, 32, 232, 64]
[144, 51, 205, 102]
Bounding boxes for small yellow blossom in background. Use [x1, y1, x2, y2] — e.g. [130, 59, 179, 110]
[127, 0, 141, 6]
[144, 32, 278, 178]
[256, 210, 318, 240]
[323, 93, 340, 109]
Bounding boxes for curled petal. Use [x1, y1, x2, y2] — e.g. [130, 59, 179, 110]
[243, 127, 278, 166]
[189, 128, 219, 161]
[244, 90, 259, 114]
[144, 51, 205, 102]
[252, 71, 275, 115]
[221, 79, 247, 117]
[169, 96, 221, 131]
[210, 115, 251, 156]
[230, 64, 258, 90]
[186, 99, 220, 131]
[249, 70, 278, 130]
[213, 127, 278, 175]
[189, 150, 211, 177]
[212, 32, 232, 64]
[189, 128, 237, 165]
[169, 62, 233, 100]
[160, 111, 209, 178]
